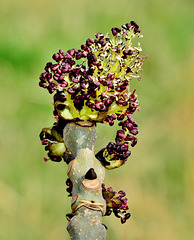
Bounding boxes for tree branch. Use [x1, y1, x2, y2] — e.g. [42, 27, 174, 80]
[64, 122, 107, 239]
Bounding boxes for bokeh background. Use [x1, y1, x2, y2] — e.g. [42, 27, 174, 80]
[0, 0, 193, 239]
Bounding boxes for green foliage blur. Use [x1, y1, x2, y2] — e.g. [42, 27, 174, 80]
[0, 0, 193, 239]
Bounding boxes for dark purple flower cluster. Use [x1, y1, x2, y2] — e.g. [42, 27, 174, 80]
[106, 121, 137, 158]
[97, 90, 139, 168]
[66, 178, 73, 197]
[39, 118, 69, 162]
[112, 20, 140, 36]
[40, 131, 62, 162]
[39, 21, 145, 118]
[39, 21, 146, 167]
[102, 183, 131, 224]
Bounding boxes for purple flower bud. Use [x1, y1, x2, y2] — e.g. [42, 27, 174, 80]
[106, 210, 112, 216]
[86, 38, 94, 46]
[99, 38, 105, 45]
[126, 23, 132, 29]
[105, 98, 113, 107]
[134, 28, 141, 33]
[125, 212, 131, 220]
[116, 87, 122, 92]
[59, 94, 66, 102]
[120, 143, 128, 151]
[107, 142, 116, 154]
[111, 114, 116, 120]
[106, 73, 114, 80]
[122, 126, 127, 131]
[51, 64, 59, 71]
[126, 123, 133, 131]
[59, 49, 65, 55]
[107, 81, 113, 88]
[128, 117, 138, 127]
[80, 82, 86, 88]
[126, 134, 133, 141]
[131, 138, 138, 147]
[56, 104, 66, 111]
[39, 131, 44, 141]
[111, 28, 117, 36]
[115, 138, 123, 145]
[123, 150, 131, 159]
[44, 62, 52, 71]
[129, 128, 138, 135]
[41, 72, 47, 79]
[54, 94, 59, 102]
[117, 114, 125, 120]
[111, 27, 121, 36]
[109, 120, 114, 126]
[56, 68, 62, 74]
[66, 179, 71, 187]
[122, 101, 128, 106]
[118, 190, 126, 199]
[67, 88, 75, 94]
[117, 130, 126, 139]
[123, 50, 129, 56]
[61, 81, 68, 88]
[48, 84, 55, 94]
[53, 53, 60, 61]
[130, 21, 139, 29]
[53, 109, 58, 116]
[95, 32, 104, 38]
[86, 101, 92, 107]
[76, 53, 82, 60]
[121, 218, 126, 224]
[115, 145, 121, 152]
[53, 74, 59, 81]
[107, 187, 113, 192]
[72, 78, 79, 83]
[58, 74, 65, 81]
[39, 82, 47, 88]
[41, 140, 47, 145]
[67, 49, 75, 57]
[58, 54, 64, 61]
[126, 66, 132, 73]
[129, 102, 137, 112]
[47, 73, 52, 81]
[123, 197, 128, 205]
[44, 145, 50, 151]
[95, 102, 106, 112]
[118, 121, 124, 126]
[81, 44, 87, 50]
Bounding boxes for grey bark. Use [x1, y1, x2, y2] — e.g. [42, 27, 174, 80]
[63, 122, 107, 240]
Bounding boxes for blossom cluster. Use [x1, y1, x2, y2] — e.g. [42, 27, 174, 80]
[102, 183, 131, 224]
[39, 21, 146, 167]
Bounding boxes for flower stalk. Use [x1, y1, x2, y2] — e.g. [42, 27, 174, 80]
[39, 21, 146, 239]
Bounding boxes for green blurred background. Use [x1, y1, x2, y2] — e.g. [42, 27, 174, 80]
[0, 0, 193, 239]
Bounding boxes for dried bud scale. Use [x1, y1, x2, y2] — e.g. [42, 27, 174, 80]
[39, 21, 146, 238]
